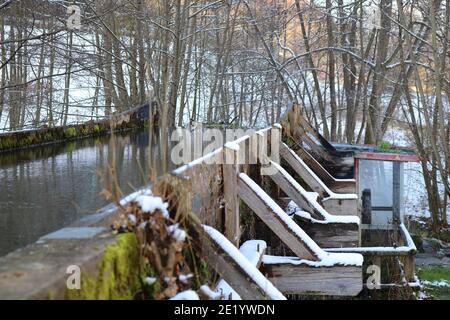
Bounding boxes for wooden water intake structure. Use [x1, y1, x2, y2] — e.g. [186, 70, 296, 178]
[149, 106, 419, 299]
[0, 104, 420, 300]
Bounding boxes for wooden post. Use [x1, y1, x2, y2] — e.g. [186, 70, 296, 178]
[401, 254, 415, 283]
[223, 145, 240, 246]
[270, 125, 282, 165]
[361, 189, 372, 225]
[393, 162, 401, 224]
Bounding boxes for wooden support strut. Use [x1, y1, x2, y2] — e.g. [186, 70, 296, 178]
[267, 162, 322, 220]
[199, 228, 272, 300]
[280, 142, 327, 197]
[237, 174, 319, 261]
[263, 127, 322, 219]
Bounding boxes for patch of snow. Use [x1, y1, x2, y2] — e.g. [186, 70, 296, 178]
[128, 214, 137, 224]
[168, 224, 187, 242]
[136, 195, 169, 218]
[119, 189, 152, 206]
[200, 285, 222, 300]
[287, 201, 359, 224]
[257, 127, 271, 135]
[400, 223, 417, 251]
[239, 240, 267, 266]
[421, 280, 450, 288]
[170, 290, 200, 300]
[203, 225, 286, 300]
[324, 246, 414, 253]
[144, 277, 157, 285]
[273, 123, 283, 129]
[262, 253, 363, 267]
[224, 141, 240, 152]
[417, 291, 429, 300]
[173, 148, 223, 175]
[215, 280, 241, 300]
[306, 191, 320, 201]
[178, 274, 194, 284]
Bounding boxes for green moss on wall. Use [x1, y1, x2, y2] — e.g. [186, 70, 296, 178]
[63, 127, 77, 139]
[66, 233, 142, 300]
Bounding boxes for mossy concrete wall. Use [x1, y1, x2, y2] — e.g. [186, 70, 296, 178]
[0, 203, 144, 300]
[0, 104, 154, 153]
[66, 233, 142, 300]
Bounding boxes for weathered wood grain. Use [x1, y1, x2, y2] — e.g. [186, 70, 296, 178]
[237, 175, 319, 261]
[223, 146, 240, 246]
[199, 229, 273, 300]
[295, 218, 360, 248]
[263, 264, 363, 296]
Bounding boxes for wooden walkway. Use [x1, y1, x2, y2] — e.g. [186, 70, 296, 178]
[157, 111, 418, 299]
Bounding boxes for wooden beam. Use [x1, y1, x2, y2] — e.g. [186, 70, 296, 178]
[280, 143, 327, 197]
[267, 161, 322, 220]
[295, 218, 360, 248]
[199, 227, 285, 300]
[199, 229, 269, 300]
[237, 174, 319, 261]
[263, 263, 363, 296]
[215, 240, 268, 299]
[297, 147, 356, 193]
[223, 146, 240, 246]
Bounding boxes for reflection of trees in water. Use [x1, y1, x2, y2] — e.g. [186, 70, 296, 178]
[0, 129, 167, 257]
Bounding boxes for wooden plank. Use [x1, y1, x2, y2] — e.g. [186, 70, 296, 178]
[280, 143, 327, 197]
[322, 198, 358, 216]
[267, 163, 322, 220]
[355, 152, 421, 162]
[215, 240, 268, 299]
[297, 147, 356, 193]
[199, 229, 270, 300]
[401, 254, 415, 282]
[264, 264, 363, 296]
[295, 219, 360, 248]
[181, 151, 224, 229]
[237, 174, 319, 261]
[223, 146, 240, 246]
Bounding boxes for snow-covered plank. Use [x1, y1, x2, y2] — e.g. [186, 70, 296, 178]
[237, 173, 323, 261]
[201, 226, 285, 300]
[280, 143, 358, 203]
[268, 161, 360, 224]
[280, 142, 328, 197]
[215, 240, 267, 300]
[324, 246, 414, 255]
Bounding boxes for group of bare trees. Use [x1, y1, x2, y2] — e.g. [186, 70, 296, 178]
[0, 0, 448, 229]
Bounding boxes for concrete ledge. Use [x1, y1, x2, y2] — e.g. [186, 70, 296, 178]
[0, 196, 142, 299]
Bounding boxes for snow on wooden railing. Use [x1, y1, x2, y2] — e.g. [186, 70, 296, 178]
[238, 172, 363, 267]
[280, 143, 357, 201]
[324, 223, 416, 255]
[202, 226, 286, 300]
[215, 240, 267, 300]
[268, 160, 360, 224]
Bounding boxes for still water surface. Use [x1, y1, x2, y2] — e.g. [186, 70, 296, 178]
[0, 130, 168, 257]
